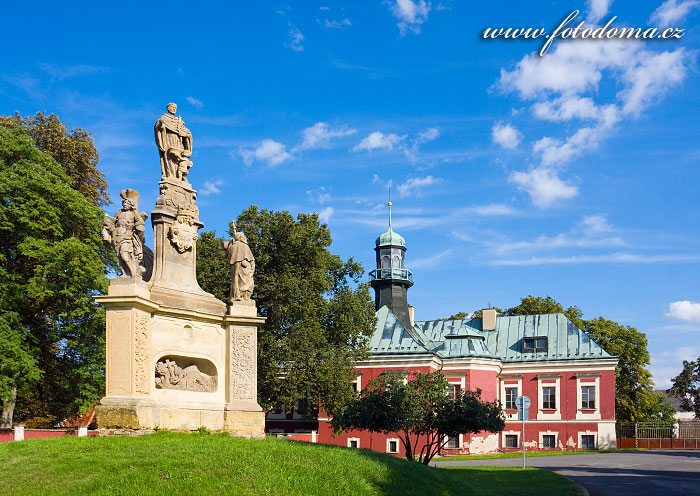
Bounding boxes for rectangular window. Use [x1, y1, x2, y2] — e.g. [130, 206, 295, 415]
[348, 439, 359, 448]
[446, 436, 459, 449]
[542, 386, 556, 409]
[505, 435, 518, 448]
[523, 336, 548, 352]
[448, 384, 460, 402]
[542, 434, 556, 449]
[387, 439, 399, 453]
[581, 386, 595, 409]
[581, 435, 595, 449]
[505, 387, 518, 409]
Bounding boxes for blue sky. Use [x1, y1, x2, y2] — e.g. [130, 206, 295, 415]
[3, 1, 700, 388]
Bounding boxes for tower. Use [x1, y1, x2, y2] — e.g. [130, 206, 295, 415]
[370, 202, 414, 330]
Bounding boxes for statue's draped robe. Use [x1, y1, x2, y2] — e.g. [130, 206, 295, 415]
[225, 239, 255, 299]
[154, 113, 192, 178]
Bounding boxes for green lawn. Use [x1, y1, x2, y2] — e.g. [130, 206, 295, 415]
[435, 448, 646, 462]
[0, 432, 579, 496]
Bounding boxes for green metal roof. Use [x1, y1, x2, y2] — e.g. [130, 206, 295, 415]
[369, 309, 614, 362]
[375, 226, 406, 247]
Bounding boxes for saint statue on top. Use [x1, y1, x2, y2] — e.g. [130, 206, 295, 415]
[154, 102, 193, 183]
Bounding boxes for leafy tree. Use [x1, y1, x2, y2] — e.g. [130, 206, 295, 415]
[0, 111, 108, 207]
[639, 391, 677, 422]
[584, 317, 655, 422]
[196, 206, 376, 416]
[504, 295, 584, 328]
[0, 126, 108, 427]
[670, 357, 700, 419]
[332, 371, 505, 464]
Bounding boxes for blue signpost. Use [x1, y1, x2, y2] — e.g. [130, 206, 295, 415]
[515, 396, 530, 469]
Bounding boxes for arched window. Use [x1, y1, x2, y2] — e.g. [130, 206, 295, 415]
[381, 256, 391, 268]
[392, 255, 401, 268]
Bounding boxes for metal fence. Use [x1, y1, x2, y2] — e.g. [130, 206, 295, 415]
[616, 421, 700, 449]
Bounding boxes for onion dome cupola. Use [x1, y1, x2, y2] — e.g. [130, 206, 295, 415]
[370, 202, 414, 330]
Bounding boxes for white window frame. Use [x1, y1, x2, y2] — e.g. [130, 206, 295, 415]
[499, 375, 522, 421]
[537, 375, 561, 420]
[539, 430, 558, 450]
[579, 431, 598, 450]
[576, 374, 601, 420]
[347, 438, 360, 448]
[386, 438, 400, 454]
[502, 430, 520, 449]
[444, 434, 462, 449]
[267, 404, 286, 420]
[352, 373, 362, 393]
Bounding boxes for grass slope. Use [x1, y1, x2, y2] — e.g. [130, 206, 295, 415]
[0, 432, 578, 496]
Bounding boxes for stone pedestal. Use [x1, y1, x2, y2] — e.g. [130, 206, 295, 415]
[96, 178, 265, 434]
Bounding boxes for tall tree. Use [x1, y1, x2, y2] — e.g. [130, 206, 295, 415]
[670, 357, 700, 419]
[0, 126, 108, 427]
[0, 111, 109, 207]
[333, 371, 505, 464]
[196, 206, 376, 416]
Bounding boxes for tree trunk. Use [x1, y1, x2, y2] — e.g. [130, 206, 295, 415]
[0, 385, 17, 428]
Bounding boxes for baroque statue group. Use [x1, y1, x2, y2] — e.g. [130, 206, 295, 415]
[102, 103, 255, 303]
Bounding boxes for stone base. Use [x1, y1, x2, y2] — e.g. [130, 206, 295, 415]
[96, 402, 264, 436]
[224, 410, 265, 437]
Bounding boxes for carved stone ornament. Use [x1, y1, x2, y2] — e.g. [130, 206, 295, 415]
[155, 358, 217, 392]
[133, 313, 151, 395]
[168, 207, 198, 253]
[230, 328, 256, 400]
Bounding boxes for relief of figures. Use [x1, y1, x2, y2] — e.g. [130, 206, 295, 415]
[102, 189, 152, 280]
[155, 358, 217, 392]
[154, 102, 193, 183]
[223, 222, 255, 302]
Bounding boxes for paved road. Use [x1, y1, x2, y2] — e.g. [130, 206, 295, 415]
[433, 450, 700, 496]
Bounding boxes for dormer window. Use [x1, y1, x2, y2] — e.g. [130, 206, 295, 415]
[523, 336, 547, 352]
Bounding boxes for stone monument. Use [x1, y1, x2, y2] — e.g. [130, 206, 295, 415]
[95, 104, 265, 435]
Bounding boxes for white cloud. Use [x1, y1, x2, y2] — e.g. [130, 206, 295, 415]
[295, 122, 356, 151]
[491, 122, 522, 149]
[650, 0, 700, 26]
[533, 96, 603, 122]
[405, 127, 440, 162]
[239, 139, 293, 166]
[468, 203, 515, 216]
[496, 39, 689, 207]
[490, 253, 700, 266]
[411, 248, 454, 269]
[353, 131, 403, 152]
[586, 0, 613, 23]
[38, 63, 110, 80]
[666, 301, 700, 322]
[397, 175, 440, 197]
[307, 187, 331, 205]
[509, 167, 578, 208]
[324, 18, 352, 29]
[650, 346, 700, 388]
[492, 215, 623, 255]
[186, 96, 204, 109]
[200, 179, 223, 196]
[388, 0, 431, 35]
[286, 26, 305, 52]
[318, 206, 334, 223]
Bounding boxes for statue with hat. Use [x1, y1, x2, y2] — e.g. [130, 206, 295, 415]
[102, 189, 151, 280]
[154, 102, 193, 183]
[222, 222, 255, 302]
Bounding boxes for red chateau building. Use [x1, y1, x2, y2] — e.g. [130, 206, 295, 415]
[267, 210, 618, 455]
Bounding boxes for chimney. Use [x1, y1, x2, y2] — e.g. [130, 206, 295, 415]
[408, 305, 415, 327]
[482, 308, 497, 331]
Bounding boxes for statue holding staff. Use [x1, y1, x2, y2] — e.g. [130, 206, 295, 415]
[154, 102, 193, 182]
[223, 222, 255, 302]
